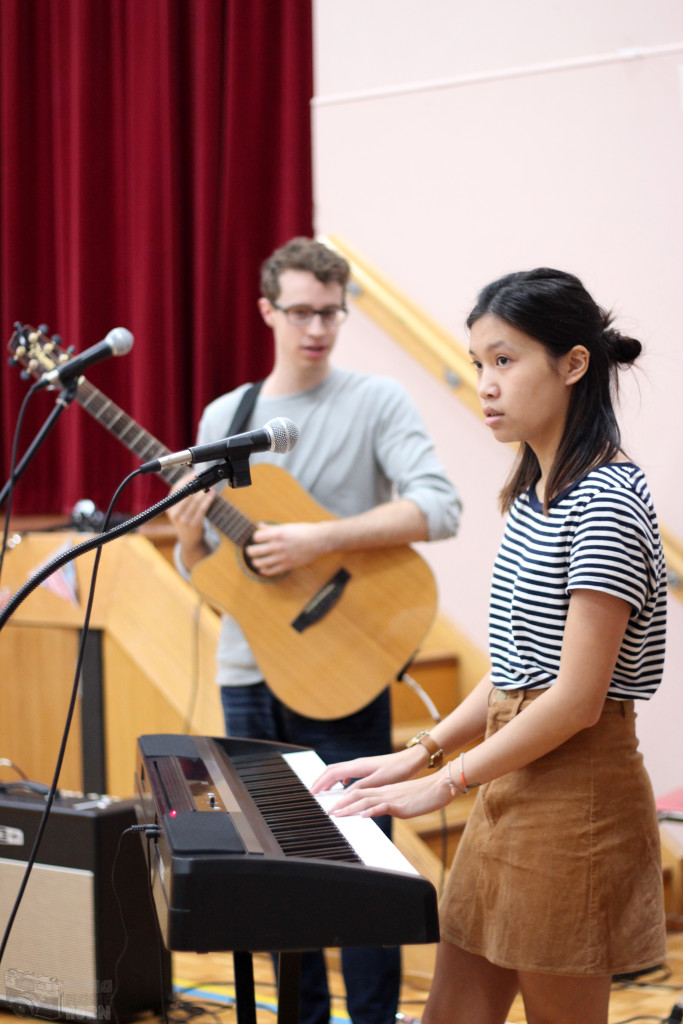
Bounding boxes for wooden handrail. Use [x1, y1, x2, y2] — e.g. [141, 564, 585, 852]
[322, 234, 683, 603]
[320, 234, 481, 418]
[661, 524, 683, 597]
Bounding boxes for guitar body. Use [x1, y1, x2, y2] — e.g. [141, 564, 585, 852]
[7, 327, 440, 721]
[191, 464, 438, 719]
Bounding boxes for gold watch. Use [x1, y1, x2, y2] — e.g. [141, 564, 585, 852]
[405, 729, 444, 769]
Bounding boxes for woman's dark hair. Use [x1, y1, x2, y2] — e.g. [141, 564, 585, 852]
[466, 268, 642, 513]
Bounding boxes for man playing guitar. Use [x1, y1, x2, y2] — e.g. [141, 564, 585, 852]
[167, 236, 461, 1024]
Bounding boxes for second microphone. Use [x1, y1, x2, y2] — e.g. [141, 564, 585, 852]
[139, 417, 300, 474]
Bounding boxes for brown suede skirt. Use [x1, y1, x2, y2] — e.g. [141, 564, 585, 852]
[439, 688, 667, 976]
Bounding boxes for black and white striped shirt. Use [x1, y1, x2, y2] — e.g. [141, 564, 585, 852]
[489, 463, 667, 700]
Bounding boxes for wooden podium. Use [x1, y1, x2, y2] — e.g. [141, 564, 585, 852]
[0, 530, 222, 797]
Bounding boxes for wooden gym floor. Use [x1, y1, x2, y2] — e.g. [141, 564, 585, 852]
[0, 932, 680, 1023]
[168, 935, 683, 1024]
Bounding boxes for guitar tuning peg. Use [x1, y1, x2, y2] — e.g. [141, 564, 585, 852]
[38, 323, 49, 334]
[7, 356, 17, 366]
[52, 334, 62, 345]
[20, 370, 31, 380]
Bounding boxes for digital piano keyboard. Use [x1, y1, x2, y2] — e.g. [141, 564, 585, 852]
[135, 734, 439, 954]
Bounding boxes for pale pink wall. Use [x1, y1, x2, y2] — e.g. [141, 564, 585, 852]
[312, 0, 683, 795]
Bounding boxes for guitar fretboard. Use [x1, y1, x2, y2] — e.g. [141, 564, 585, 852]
[76, 379, 256, 548]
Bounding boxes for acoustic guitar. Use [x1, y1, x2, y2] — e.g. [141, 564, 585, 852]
[8, 325, 438, 719]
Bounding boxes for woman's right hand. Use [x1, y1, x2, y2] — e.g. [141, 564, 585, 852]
[310, 746, 425, 795]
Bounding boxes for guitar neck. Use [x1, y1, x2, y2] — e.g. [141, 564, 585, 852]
[75, 379, 255, 546]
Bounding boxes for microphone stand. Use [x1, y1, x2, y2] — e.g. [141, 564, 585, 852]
[0, 458, 240, 982]
[0, 460, 233, 631]
[0, 378, 80, 511]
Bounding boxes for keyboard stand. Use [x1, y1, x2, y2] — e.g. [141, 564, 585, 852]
[233, 950, 301, 1024]
[276, 953, 302, 1024]
[233, 952, 256, 1024]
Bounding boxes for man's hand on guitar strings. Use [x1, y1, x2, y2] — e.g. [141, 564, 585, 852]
[246, 520, 334, 576]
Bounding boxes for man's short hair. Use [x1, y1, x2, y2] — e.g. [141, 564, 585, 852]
[260, 237, 350, 302]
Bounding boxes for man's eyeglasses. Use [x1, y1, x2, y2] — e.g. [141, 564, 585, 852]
[271, 302, 348, 327]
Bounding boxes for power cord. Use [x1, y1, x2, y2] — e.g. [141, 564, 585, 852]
[0, 757, 30, 781]
[663, 991, 683, 1023]
[127, 824, 162, 836]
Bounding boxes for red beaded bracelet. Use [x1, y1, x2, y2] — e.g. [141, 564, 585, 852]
[459, 751, 469, 793]
[445, 752, 474, 798]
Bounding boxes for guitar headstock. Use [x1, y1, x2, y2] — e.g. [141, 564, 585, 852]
[8, 323, 73, 385]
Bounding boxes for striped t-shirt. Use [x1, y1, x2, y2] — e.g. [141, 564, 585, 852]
[489, 463, 667, 700]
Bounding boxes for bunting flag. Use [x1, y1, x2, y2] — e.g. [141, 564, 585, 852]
[656, 788, 683, 815]
[30, 540, 80, 607]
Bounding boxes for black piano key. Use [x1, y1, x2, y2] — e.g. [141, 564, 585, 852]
[232, 753, 361, 863]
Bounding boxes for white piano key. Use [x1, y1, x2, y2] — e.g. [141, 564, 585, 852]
[283, 750, 418, 876]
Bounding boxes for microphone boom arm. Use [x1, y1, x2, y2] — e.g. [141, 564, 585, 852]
[0, 378, 80, 511]
[0, 461, 232, 632]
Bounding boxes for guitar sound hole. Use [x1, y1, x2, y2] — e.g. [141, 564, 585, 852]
[242, 543, 262, 576]
[240, 539, 289, 581]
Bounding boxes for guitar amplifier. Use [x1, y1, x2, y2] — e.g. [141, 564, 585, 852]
[0, 787, 172, 1021]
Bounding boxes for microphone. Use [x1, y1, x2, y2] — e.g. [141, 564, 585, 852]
[139, 417, 300, 474]
[35, 327, 134, 388]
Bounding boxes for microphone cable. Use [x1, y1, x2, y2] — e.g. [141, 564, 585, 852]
[664, 990, 683, 1024]
[0, 384, 37, 586]
[0, 462, 231, 975]
[0, 466, 143, 973]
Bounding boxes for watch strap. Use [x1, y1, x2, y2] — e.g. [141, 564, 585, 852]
[406, 729, 444, 769]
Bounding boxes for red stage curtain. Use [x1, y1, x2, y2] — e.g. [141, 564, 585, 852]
[0, 0, 313, 517]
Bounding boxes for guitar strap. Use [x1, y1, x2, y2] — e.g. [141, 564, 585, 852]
[227, 380, 264, 435]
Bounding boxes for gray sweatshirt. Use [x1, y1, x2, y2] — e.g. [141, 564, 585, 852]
[176, 367, 462, 684]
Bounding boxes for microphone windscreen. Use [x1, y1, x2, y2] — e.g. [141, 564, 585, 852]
[107, 327, 134, 355]
[268, 417, 299, 454]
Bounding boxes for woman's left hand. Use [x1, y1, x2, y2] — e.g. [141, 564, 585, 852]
[328, 768, 455, 820]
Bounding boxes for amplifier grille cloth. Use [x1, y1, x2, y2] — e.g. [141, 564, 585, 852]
[0, 858, 97, 1018]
